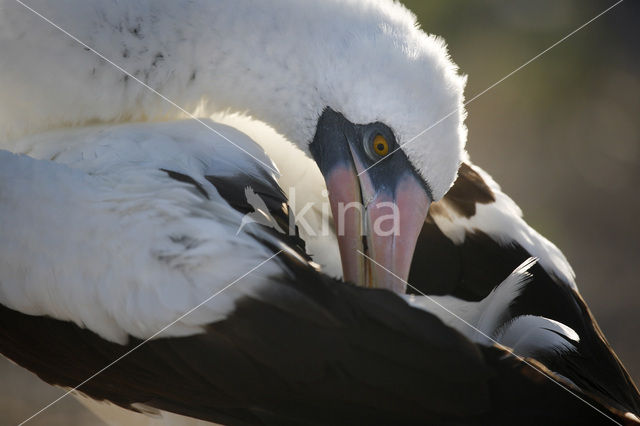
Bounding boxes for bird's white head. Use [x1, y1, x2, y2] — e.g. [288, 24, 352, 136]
[235, 0, 468, 202]
[255, 0, 468, 292]
[309, 9, 466, 203]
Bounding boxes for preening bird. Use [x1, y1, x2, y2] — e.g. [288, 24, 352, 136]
[242, 116, 640, 418]
[0, 124, 635, 425]
[0, 0, 638, 425]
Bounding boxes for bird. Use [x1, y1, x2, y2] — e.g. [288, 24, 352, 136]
[0, 122, 636, 425]
[0, 0, 638, 425]
[232, 114, 640, 418]
[232, 111, 640, 415]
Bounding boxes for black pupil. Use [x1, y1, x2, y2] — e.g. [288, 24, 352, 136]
[376, 143, 385, 151]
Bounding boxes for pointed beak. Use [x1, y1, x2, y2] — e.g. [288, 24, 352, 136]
[325, 163, 430, 293]
[309, 108, 432, 294]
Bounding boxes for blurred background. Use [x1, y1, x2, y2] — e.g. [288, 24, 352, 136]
[2, 0, 639, 424]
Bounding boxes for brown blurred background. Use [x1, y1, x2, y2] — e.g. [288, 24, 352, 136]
[2, 1, 639, 424]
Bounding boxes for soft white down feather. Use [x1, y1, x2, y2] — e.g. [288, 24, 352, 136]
[0, 120, 290, 344]
[0, 0, 467, 200]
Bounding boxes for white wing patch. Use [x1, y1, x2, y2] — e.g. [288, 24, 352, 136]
[406, 257, 579, 357]
[0, 120, 285, 344]
[495, 315, 580, 357]
[405, 258, 535, 343]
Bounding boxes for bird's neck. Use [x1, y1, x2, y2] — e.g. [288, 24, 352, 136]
[1, 1, 328, 149]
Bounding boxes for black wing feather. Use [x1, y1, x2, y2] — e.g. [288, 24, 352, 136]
[0, 253, 632, 425]
[408, 162, 640, 415]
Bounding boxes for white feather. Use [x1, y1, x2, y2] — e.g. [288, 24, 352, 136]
[495, 315, 580, 357]
[406, 257, 580, 358]
[0, 120, 287, 344]
[405, 258, 536, 344]
[473, 257, 538, 343]
[0, 0, 466, 200]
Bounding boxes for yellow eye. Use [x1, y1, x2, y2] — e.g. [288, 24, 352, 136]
[372, 134, 389, 156]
